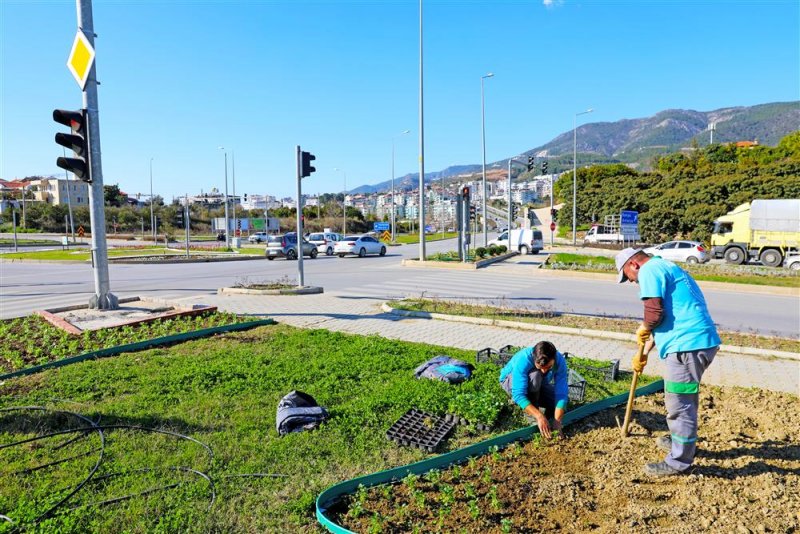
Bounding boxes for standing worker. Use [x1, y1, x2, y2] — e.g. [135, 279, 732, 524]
[615, 248, 720, 477]
[499, 341, 569, 439]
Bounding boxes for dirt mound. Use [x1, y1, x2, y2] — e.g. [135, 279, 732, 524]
[334, 386, 799, 533]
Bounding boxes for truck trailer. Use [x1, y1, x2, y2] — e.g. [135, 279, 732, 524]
[711, 199, 800, 266]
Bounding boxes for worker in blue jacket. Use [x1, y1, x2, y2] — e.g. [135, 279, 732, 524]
[499, 341, 569, 439]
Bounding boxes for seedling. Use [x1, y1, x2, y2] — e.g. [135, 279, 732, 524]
[490, 445, 501, 462]
[402, 473, 418, 491]
[488, 485, 502, 510]
[481, 466, 492, 485]
[501, 518, 514, 533]
[439, 484, 455, 509]
[468, 499, 481, 519]
[426, 468, 441, 485]
[451, 465, 462, 481]
[464, 483, 477, 500]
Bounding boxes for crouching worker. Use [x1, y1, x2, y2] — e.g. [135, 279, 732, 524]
[499, 341, 569, 439]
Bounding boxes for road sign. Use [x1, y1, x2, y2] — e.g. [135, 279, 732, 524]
[380, 230, 391, 241]
[620, 210, 638, 225]
[67, 30, 96, 90]
[550, 222, 556, 231]
[77, 225, 85, 237]
[373, 222, 390, 232]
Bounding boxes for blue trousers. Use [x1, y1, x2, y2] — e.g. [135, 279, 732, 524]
[663, 347, 717, 471]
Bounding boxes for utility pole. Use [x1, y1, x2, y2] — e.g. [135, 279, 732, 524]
[78, 0, 117, 310]
[418, 0, 426, 261]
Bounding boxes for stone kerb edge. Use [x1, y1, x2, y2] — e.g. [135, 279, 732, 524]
[401, 251, 518, 270]
[218, 286, 324, 296]
[380, 303, 800, 362]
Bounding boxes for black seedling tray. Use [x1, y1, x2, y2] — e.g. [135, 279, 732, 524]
[476, 345, 515, 366]
[568, 368, 587, 402]
[565, 353, 620, 382]
[443, 413, 492, 432]
[386, 409, 456, 452]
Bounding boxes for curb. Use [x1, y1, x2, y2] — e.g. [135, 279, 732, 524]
[380, 303, 800, 362]
[401, 251, 518, 270]
[218, 286, 324, 296]
[536, 267, 798, 297]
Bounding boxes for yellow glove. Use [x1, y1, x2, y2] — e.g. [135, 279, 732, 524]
[632, 345, 648, 373]
[636, 324, 651, 346]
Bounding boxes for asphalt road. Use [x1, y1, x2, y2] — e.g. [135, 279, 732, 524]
[1, 236, 798, 337]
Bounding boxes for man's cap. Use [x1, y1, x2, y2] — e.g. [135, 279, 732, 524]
[615, 247, 641, 283]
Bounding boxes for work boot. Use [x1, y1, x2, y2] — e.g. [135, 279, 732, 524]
[643, 461, 681, 477]
[655, 435, 671, 453]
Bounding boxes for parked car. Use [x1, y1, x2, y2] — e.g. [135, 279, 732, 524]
[265, 233, 318, 260]
[248, 231, 269, 244]
[334, 235, 387, 258]
[784, 253, 800, 271]
[643, 240, 709, 264]
[306, 231, 342, 255]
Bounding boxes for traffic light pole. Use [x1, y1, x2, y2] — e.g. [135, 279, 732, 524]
[550, 173, 554, 246]
[295, 146, 305, 288]
[507, 158, 512, 240]
[77, 0, 117, 310]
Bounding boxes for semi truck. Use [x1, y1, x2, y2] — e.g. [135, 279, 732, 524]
[711, 199, 800, 266]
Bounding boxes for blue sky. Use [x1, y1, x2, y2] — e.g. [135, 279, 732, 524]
[2, 0, 798, 201]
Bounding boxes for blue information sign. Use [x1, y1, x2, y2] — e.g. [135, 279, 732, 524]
[373, 222, 390, 232]
[620, 210, 639, 225]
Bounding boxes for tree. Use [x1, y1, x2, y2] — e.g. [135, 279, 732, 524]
[103, 184, 126, 207]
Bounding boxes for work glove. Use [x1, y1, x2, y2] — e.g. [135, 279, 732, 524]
[632, 345, 648, 373]
[635, 324, 652, 346]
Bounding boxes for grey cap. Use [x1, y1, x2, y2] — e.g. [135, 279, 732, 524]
[615, 247, 641, 283]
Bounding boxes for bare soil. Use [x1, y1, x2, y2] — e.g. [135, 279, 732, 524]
[333, 386, 799, 533]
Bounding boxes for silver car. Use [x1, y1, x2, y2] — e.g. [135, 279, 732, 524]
[644, 240, 709, 264]
[265, 233, 318, 260]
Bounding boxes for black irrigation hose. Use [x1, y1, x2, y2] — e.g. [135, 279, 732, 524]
[70, 466, 216, 511]
[8, 446, 102, 476]
[0, 406, 106, 525]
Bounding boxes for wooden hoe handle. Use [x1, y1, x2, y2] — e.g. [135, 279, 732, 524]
[620, 345, 644, 438]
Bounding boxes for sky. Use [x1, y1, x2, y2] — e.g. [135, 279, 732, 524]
[2, 0, 798, 201]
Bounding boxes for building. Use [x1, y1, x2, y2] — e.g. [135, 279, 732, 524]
[2, 177, 90, 207]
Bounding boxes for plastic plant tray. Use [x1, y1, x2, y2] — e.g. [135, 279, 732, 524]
[386, 409, 457, 452]
[443, 413, 492, 432]
[568, 368, 587, 402]
[565, 353, 621, 382]
[475, 345, 515, 366]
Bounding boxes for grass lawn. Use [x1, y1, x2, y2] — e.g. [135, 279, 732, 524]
[546, 253, 800, 288]
[0, 239, 61, 246]
[393, 232, 458, 245]
[0, 324, 652, 532]
[0, 247, 258, 261]
[391, 298, 800, 353]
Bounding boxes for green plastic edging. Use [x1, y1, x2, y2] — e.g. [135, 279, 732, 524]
[0, 318, 276, 381]
[316, 379, 664, 533]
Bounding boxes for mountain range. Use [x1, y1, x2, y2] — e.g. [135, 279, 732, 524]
[349, 101, 799, 195]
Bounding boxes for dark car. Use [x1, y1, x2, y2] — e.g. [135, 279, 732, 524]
[216, 232, 226, 242]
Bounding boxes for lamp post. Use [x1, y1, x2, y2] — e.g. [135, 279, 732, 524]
[218, 146, 230, 248]
[572, 108, 593, 245]
[335, 167, 347, 235]
[149, 158, 155, 243]
[391, 129, 410, 242]
[418, 0, 426, 261]
[480, 72, 494, 247]
[232, 151, 237, 240]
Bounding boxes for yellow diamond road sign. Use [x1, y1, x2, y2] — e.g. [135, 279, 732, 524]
[67, 30, 95, 90]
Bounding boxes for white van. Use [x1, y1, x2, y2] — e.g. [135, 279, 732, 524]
[584, 224, 640, 244]
[488, 229, 543, 254]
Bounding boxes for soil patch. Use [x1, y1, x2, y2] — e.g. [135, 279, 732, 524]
[332, 386, 799, 533]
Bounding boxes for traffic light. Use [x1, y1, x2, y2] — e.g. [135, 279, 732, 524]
[461, 186, 470, 199]
[527, 156, 534, 172]
[54, 109, 91, 182]
[301, 151, 316, 177]
[469, 205, 477, 221]
[551, 208, 558, 218]
[541, 161, 548, 175]
[510, 203, 517, 219]
[175, 209, 185, 226]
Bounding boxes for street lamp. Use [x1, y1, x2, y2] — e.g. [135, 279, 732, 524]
[149, 158, 155, 243]
[335, 167, 347, 235]
[218, 146, 230, 248]
[480, 72, 494, 247]
[572, 108, 593, 245]
[391, 129, 410, 242]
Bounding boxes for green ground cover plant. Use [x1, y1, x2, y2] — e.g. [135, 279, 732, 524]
[0, 312, 245, 373]
[0, 324, 653, 532]
[545, 252, 800, 288]
[394, 232, 458, 244]
[391, 298, 800, 353]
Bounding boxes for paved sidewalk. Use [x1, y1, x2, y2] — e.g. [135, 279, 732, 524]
[177, 292, 800, 395]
